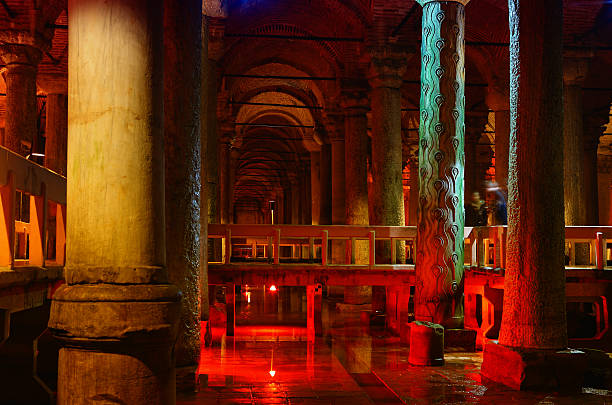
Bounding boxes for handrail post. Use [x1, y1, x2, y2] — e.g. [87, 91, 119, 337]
[321, 230, 328, 266]
[268, 234, 273, 263]
[274, 228, 281, 265]
[369, 230, 375, 266]
[391, 237, 397, 265]
[225, 226, 232, 265]
[309, 237, 315, 262]
[350, 237, 356, 265]
[596, 232, 604, 270]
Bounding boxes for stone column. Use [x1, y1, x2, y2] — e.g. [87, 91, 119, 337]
[48, 1, 180, 404]
[44, 85, 68, 176]
[414, 0, 468, 328]
[310, 151, 321, 225]
[219, 138, 230, 224]
[291, 182, 300, 224]
[342, 86, 371, 304]
[164, 0, 203, 390]
[584, 134, 600, 225]
[563, 52, 590, 225]
[482, 0, 567, 389]
[330, 128, 346, 265]
[368, 46, 406, 236]
[486, 88, 510, 193]
[0, 44, 41, 155]
[408, 159, 419, 226]
[319, 143, 332, 225]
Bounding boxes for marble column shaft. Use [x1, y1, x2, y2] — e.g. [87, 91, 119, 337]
[498, 0, 567, 349]
[415, 0, 467, 326]
[48, 1, 180, 403]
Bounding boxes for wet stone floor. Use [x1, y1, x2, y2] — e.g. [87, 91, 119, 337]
[177, 290, 612, 404]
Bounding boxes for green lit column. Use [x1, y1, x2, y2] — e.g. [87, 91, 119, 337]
[415, 0, 468, 327]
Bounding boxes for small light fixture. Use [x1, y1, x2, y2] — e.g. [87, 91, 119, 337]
[269, 285, 277, 292]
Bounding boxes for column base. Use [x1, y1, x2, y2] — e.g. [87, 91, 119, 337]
[49, 283, 181, 405]
[408, 321, 444, 366]
[481, 341, 587, 391]
[176, 365, 199, 393]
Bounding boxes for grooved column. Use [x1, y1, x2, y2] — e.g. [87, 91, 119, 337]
[563, 53, 590, 225]
[415, 0, 467, 327]
[164, 0, 203, 390]
[45, 92, 68, 175]
[343, 87, 371, 304]
[319, 144, 332, 225]
[368, 47, 406, 263]
[48, 1, 180, 404]
[311, 151, 321, 225]
[0, 44, 41, 155]
[497, 0, 566, 349]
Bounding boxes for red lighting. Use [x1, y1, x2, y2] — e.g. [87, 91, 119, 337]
[269, 285, 277, 292]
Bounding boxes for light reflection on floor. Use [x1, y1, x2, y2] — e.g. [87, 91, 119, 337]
[178, 288, 612, 404]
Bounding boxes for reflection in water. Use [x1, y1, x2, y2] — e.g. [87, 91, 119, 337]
[186, 287, 612, 404]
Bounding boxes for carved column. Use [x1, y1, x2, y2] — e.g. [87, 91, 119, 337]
[563, 52, 591, 225]
[342, 85, 371, 304]
[0, 44, 41, 155]
[48, 1, 180, 403]
[164, 0, 203, 390]
[486, 88, 510, 193]
[415, 0, 468, 327]
[482, 0, 567, 388]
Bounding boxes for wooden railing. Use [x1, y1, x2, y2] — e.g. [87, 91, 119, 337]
[0, 146, 66, 269]
[465, 225, 611, 270]
[207, 223, 417, 268]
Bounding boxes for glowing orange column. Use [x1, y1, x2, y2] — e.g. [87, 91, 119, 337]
[48, 1, 180, 403]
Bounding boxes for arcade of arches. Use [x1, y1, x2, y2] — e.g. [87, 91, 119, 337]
[0, 0, 612, 404]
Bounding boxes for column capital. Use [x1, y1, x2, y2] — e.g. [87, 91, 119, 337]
[417, 0, 470, 6]
[340, 80, 369, 113]
[324, 111, 345, 142]
[367, 45, 409, 89]
[38, 73, 68, 95]
[0, 43, 42, 67]
[563, 50, 593, 85]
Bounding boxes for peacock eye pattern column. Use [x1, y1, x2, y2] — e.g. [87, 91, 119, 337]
[415, 0, 468, 327]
